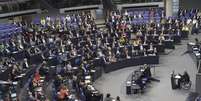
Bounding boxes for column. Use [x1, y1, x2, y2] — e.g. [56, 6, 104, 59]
[165, 0, 173, 17]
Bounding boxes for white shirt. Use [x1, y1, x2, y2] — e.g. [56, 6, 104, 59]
[139, 14, 142, 18]
[112, 18, 115, 23]
[46, 16, 51, 22]
[98, 50, 104, 57]
[140, 45, 143, 51]
[67, 64, 72, 71]
[150, 45, 153, 50]
[187, 19, 192, 24]
[24, 61, 29, 68]
[66, 16, 71, 22]
[125, 11, 128, 16]
[116, 49, 120, 54]
[49, 38, 54, 43]
[193, 19, 197, 24]
[67, 40, 71, 45]
[114, 12, 117, 16]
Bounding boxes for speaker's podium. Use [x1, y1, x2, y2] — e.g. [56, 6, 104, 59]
[171, 76, 177, 89]
[171, 72, 178, 89]
[196, 60, 201, 95]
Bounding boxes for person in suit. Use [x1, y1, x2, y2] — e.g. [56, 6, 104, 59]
[104, 93, 112, 101]
[54, 75, 63, 90]
[22, 58, 29, 69]
[182, 71, 190, 83]
[39, 61, 48, 76]
[143, 64, 152, 79]
[116, 96, 120, 101]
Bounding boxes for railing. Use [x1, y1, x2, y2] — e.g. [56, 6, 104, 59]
[0, 0, 30, 5]
[0, 9, 41, 18]
[60, 5, 103, 13]
[0, 0, 39, 14]
[113, 0, 163, 4]
[116, 2, 164, 10]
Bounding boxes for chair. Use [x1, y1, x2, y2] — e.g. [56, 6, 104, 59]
[131, 83, 141, 94]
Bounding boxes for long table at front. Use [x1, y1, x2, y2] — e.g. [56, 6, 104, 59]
[103, 55, 159, 73]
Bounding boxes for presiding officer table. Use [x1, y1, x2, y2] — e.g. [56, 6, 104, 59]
[103, 55, 159, 73]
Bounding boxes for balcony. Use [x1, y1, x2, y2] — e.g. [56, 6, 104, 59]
[0, 0, 39, 14]
[0, 0, 30, 5]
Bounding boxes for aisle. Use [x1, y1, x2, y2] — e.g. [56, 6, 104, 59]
[94, 35, 199, 101]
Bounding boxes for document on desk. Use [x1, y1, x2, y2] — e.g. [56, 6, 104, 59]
[189, 42, 196, 45]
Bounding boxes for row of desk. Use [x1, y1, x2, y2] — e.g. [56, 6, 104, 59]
[126, 67, 146, 94]
[103, 55, 159, 73]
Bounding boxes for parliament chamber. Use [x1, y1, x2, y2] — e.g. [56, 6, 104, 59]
[0, 0, 200, 101]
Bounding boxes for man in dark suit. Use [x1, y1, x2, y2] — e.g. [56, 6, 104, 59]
[22, 58, 29, 69]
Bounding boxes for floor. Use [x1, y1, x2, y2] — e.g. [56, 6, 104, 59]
[94, 34, 200, 101]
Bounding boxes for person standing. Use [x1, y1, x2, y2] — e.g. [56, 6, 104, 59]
[104, 93, 112, 101]
[116, 96, 120, 101]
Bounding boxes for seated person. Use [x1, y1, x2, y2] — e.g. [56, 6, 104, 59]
[158, 34, 165, 44]
[29, 47, 41, 55]
[143, 64, 152, 79]
[182, 71, 190, 83]
[16, 42, 24, 50]
[97, 48, 104, 57]
[143, 35, 148, 45]
[54, 75, 63, 89]
[116, 96, 120, 101]
[22, 58, 29, 69]
[124, 47, 131, 59]
[70, 48, 77, 57]
[57, 85, 69, 101]
[133, 38, 140, 47]
[136, 30, 143, 36]
[39, 62, 48, 76]
[32, 71, 41, 87]
[182, 24, 189, 32]
[138, 43, 144, 56]
[108, 52, 117, 63]
[119, 34, 126, 46]
[11, 64, 20, 80]
[0, 43, 5, 54]
[147, 43, 157, 55]
[133, 49, 139, 57]
[66, 62, 72, 71]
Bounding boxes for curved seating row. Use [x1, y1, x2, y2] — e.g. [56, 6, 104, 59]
[103, 55, 159, 73]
